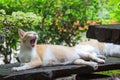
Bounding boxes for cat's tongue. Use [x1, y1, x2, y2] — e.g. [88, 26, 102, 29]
[30, 38, 36, 47]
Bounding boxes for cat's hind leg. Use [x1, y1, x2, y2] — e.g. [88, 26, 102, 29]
[73, 59, 98, 70]
[89, 53, 105, 64]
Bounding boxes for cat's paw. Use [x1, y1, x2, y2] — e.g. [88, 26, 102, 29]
[12, 64, 31, 71]
[97, 55, 106, 60]
[97, 59, 105, 64]
[12, 67, 23, 71]
[89, 62, 98, 70]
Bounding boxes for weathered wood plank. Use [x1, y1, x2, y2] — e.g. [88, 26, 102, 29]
[0, 57, 119, 80]
[87, 24, 120, 44]
[76, 74, 120, 80]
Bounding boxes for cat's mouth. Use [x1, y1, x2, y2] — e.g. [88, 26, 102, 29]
[30, 38, 36, 47]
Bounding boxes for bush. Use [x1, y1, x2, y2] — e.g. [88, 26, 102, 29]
[108, 0, 120, 22]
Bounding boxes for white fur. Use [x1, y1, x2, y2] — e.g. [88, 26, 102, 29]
[42, 47, 80, 66]
[42, 47, 57, 66]
[18, 44, 37, 63]
[75, 45, 95, 55]
[75, 44, 105, 63]
[104, 43, 120, 57]
[75, 45, 97, 59]
[65, 52, 80, 64]
[12, 63, 32, 71]
[76, 42, 120, 58]
[12, 44, 37, 71]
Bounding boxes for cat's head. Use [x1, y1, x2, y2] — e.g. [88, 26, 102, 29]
[18, 29, 38, 48]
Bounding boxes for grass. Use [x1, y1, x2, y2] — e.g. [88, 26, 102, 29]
[95, 70, 120, 76]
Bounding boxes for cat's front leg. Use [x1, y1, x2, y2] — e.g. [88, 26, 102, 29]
[12, 63, 32, 71]
[12, 58, 42, 71]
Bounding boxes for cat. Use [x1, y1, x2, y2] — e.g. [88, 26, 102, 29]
[12, 29, 106, 71]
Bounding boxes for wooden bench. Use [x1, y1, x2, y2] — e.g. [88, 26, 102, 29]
[0, 24, 120, 80]
[0, 57, 120, 80]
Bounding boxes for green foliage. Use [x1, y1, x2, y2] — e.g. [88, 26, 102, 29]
[107, 0, 120, 22]
[98, 0, 120, 24]
[95, 70, 120, 76]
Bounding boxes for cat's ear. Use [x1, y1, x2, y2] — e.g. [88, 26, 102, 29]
[18, 29, 25, 39]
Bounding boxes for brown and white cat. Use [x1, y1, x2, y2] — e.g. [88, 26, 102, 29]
[12, 29, 105, 71]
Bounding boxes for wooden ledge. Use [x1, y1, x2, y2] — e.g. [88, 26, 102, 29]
[87, 24, 120, 44]
[0, 57, 120, 80]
